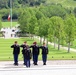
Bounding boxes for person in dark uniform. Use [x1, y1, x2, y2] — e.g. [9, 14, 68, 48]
[30, 42, 39, 65]
[22, 45, 31, 67]
[11, 41, 20, 65]
[39, 43, 48, 65]
[20, 41, 27, 65]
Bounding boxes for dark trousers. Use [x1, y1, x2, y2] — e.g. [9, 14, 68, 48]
[42, 54, 47, 63]
[33, 54, 38, 64]
[13, 54, 18, 64]
[26, 59, 30, 67]
[23, 55, 27, 65]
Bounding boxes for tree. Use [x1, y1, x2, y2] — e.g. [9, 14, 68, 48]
[49, 16, 64, 50]
[18, 9, 31, 33]
[28, 15, 37, 38]
[39, 5, 67, 18]
[64, 14, 76, 53]
[35, 10, 45, 43]
[0, 15, 2, 29]
[38, 17, 50, 45]
[73, 7, 76, 17]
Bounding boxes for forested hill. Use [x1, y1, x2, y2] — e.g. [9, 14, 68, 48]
[0, 0, 76, 20]
[0, 0, 76, 9]
[0, 0, 46, 9]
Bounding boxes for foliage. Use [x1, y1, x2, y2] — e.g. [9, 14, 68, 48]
[64, 14, 76, 52]
[18, 9, 31, 32]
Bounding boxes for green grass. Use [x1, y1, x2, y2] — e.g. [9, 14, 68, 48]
[2, 22, 18, 28]
[0, 37, 35, 61]
[0, 37, 76, 61]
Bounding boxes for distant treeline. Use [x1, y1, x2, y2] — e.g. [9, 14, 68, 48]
[0, 0, 46, 20]
[0, 0, 46, 9]
[0, 0, 76, 20]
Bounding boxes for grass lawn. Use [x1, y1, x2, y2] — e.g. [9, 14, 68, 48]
[0, 37, 76, 61]
[2, 22, 18, 28]
[70, 40, 76, 49]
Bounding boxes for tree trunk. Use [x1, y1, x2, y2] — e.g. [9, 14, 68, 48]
[31, 34, 32, 39]
[32, 35, 34, 40]
[58, 38, 60, 50]
[46, 38, 48, 46]
[43, 37, 45, 43]
[70, 41, 73, 46]
[68, 42, 70, 53]
[40, 37, 42, 44]
[54, 36, 56, 48]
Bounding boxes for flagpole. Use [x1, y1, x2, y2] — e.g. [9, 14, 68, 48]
[10, 0, 12, 28]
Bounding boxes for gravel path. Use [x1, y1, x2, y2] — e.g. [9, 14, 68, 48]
[35, 36, 76, 52]
[48, 42, 76, 52]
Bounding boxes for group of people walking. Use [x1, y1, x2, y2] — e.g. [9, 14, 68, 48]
[11, 41, 48, 67]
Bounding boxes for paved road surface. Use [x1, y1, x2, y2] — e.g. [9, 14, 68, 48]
[0, 60, 76, 75]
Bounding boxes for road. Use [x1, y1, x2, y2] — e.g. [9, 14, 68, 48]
[0, 61, 76, 75]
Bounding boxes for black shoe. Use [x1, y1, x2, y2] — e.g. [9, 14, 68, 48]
[15, 63, 18, 66]
[14, 63, 18, 66]
[23, 63, 26, 65]
[14, 63, 16, 65]
[16, 63, 18, 66]
[43, 63, 46, 65]
[34, 63, 38, 65]
[35, 63, 38, 65]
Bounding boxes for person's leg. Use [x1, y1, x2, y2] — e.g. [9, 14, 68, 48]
[42, 54, 47, 65]
[26, 60, 28, 67]
[24, 55, 26, 65]
[23, 55, 25, 64]
[16, 54, 18, 65]
[29, 60, 30, 67]
[34, 55, 38, 65]
[13, 54, 16, 65]
[33, 55, 35, 65]
[26, 60, 30, 67]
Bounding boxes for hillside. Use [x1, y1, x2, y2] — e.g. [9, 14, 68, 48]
[0, 0, 76, 20]
[46, 0, 76, 8]
[0, 0, 76, 9]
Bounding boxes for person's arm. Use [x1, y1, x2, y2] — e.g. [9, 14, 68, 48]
[29, 45, 33, 48]
[39, 46, 42, 49]
[20, 44, 23, 47]
[11, 45, 14, 48]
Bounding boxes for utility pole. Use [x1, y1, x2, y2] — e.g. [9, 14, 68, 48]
[10, 0, 12, 28]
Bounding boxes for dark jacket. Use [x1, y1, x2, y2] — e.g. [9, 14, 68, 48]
[20, 44, 27, 49]
[11, 44, 20, 54]
[21, 44, 27, 56]
[40, 46, 48, 54]
[22, 48, 31, 60]
[22, 48, 26, 55]
[30, 45, 39, 55]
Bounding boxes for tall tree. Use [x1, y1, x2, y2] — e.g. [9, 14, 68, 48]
[38, 17, 50, 44]
[49, 16, 64, 50]
[28, 15, 37, 38]
[18, 9, 31, 33]
[64, 14, 76, 53]
[0, 15, 2, 29]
